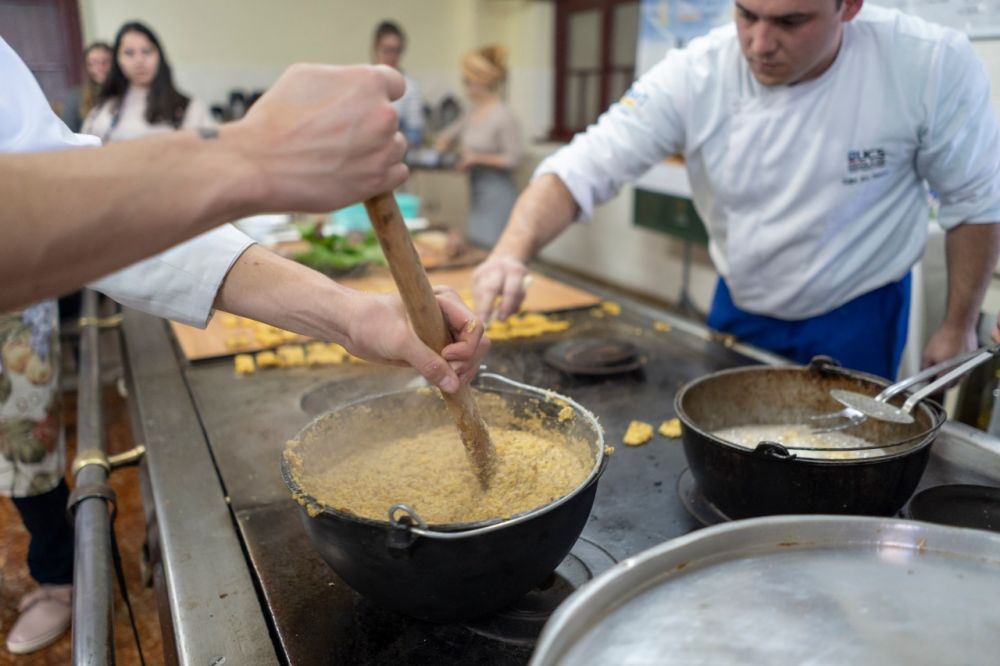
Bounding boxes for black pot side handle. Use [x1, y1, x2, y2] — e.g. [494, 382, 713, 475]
[753, 440, 796, 460]
[387, 503, 428, 553]
[807, 355, 842, 376]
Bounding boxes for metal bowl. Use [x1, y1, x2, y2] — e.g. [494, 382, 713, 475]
[531, 515, 1000, 665]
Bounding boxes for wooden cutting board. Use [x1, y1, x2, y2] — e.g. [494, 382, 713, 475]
[170, 266, 601, 361]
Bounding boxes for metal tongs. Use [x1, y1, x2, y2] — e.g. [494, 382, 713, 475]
[810, 343, 1000, 433]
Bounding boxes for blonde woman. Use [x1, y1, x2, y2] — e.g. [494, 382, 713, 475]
[60, 42, 112, 132]
[435, 45, 523, 248]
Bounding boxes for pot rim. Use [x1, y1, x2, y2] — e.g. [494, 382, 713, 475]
[673, 363, 948, 464]
[281, 372, 608, 539]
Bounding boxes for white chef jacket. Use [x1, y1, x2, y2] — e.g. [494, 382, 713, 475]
[537, 5, 1000, 319]
[1, 37, 254, 327]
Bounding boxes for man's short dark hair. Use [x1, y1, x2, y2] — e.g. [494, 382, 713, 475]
[374, 20, 405, 46]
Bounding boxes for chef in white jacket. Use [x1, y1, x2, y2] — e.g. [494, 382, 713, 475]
[473, 0, 1000, 380]
[0, 37, 487, 654]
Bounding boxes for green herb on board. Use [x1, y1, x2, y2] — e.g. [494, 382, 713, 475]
[292, 224, 386, 275]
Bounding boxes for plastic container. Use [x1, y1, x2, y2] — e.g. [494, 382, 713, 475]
[330, 193, 420, 232]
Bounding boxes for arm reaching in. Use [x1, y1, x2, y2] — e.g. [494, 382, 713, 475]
[0, 64, 409, 310]
[924, 222, 1000, 365]
[471, 174, 579, 322]
[213, 246, 489, 391]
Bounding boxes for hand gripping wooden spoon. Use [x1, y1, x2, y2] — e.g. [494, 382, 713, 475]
[364, 193, 496, 487]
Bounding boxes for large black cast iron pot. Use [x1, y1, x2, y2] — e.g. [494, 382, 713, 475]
[674, 358, 946, 519]
[281, 373, 607, 622]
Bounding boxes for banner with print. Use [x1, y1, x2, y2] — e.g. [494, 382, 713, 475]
[636, 0, 733, 75]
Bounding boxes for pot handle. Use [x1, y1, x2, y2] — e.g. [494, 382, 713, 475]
[753, 440, 796, 460]
[387, 503, 429, 551]
[807, 356, 842, 375]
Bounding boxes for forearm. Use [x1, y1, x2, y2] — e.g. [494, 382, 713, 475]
[0, 128, 260, 310]
[212, 245, 358, 345]
[942, 222, 1000, 330]
[490, 173, 579, 262]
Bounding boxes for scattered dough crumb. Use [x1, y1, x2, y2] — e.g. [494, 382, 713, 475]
[276, 345, 306, 367]
[600, 301, 622, 316]
[234, 354, 255, 375]
[487, 312, 570, 341]
[658, 418, 682, 438]
[623, 420, 654, 446]
[653, 321, 672, 332]
[224, 334, 251, 350]
[255, 350, 280, 369]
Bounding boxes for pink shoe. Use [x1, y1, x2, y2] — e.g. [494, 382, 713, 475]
[5, 584, 72, 654]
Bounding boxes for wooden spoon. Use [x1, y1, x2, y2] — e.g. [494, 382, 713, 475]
[364, 193, 496, 487]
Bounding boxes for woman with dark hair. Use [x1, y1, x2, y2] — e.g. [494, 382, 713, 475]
[60, 41, 112, 132]
[372, 19, 424, 146]
[82, 21, 214, 143]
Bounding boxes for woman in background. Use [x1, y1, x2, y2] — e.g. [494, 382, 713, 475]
[435, 45, 523, 249]
[60, 41, 112, 132]
[83, 21, 214, 142]
[373, 20, 424, 147]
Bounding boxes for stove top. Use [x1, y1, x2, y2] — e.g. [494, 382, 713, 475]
[179, 307, 1000, 665]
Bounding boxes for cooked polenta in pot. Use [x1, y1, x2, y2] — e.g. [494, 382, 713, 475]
[285, 392, 596, 525]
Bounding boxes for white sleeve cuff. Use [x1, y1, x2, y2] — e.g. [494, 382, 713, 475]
[532, 154, 596, 221]
[89, 224, 256, 328]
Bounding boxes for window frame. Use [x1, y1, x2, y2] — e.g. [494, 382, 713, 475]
[552, 0, 639, 142]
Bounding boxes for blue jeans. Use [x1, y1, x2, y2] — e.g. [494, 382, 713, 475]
[707, 274, 911, 380]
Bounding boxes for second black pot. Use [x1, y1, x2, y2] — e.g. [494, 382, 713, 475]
[674, 358, 946, 519]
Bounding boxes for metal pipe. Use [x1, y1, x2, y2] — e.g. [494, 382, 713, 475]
[72, 289, 115, 665]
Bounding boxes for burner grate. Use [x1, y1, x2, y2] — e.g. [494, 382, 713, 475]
[677, 467, 732, 526]
[462, 536, 617, 646]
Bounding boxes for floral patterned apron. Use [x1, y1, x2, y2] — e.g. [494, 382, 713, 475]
[0, 301, 63, 497]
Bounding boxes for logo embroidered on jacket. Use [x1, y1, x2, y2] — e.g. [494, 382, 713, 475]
[847, 148, 886, 172]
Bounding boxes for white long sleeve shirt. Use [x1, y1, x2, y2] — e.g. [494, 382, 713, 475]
[2, 37, 253, 327]
[537, 5, 1000, 319]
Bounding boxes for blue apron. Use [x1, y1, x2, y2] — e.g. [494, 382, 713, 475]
[707, 273, 911, 380]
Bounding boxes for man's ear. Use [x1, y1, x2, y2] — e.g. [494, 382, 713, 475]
[841, 0, 864, 23]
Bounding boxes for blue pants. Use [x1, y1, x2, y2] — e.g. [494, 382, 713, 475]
[707, 274, 911, 380]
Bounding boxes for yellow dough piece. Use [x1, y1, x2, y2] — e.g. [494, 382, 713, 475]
[623, 420, 654, 446]
[224, 334, 251, 350]
[658, 418, 682, 438]
[487, 312, 570, 341]
[234, 354, 256, 375]
[276, 345, 306, 367]
[255, 350, 280, 369]
[220, 313, 241, 328]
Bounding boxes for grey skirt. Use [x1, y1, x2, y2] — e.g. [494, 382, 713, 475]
[467, 166, 518, 248]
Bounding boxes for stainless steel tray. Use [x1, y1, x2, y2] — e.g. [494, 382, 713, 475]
[531, 515, 1000, 665]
